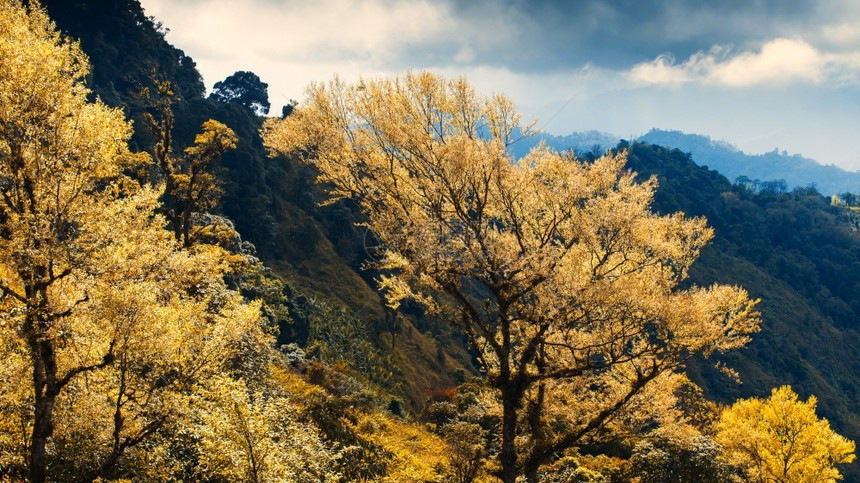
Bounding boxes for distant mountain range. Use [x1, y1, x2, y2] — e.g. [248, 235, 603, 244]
[507, 129, 621, 160]
[515, 128, 860, 196]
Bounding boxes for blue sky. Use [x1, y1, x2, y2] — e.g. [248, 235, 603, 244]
[142, 0, 860, 170]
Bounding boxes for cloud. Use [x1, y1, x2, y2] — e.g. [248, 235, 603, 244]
[143, 0, 535, 98]
[138, 0, 860, 170]
[146, 0, 453, 63]
[144, 0, 860, 85]
[442, 0, 827, 71]
[820, 21, 860, 46]
[629, 38, 860, 86]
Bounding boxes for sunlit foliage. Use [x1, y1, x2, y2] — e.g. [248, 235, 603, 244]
[263, 71, 761, 482]
[0, 2, 265, 481]
[143, 80, 238, 248]
[627, 434, 734, 482]
[188, 374, 336, 482]
[716, 386, 856, 483]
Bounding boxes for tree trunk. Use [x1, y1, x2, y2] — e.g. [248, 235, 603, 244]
[500, 388, 518, 483]
[523, 385, 546, 483]
[523, 345, 547, 483]
[29, 334, 58, 483]
[181, 207, 192, 247]
[24, 274, 63, 483]
[30, 393, 53, 483]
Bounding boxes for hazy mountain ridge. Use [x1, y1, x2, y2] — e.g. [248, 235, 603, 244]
[508, 128, 621, 159]
[520, 128, 860, 196]
[639, 129, 860, 195]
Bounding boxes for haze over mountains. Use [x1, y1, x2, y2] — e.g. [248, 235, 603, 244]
[515, 128, 860, 196]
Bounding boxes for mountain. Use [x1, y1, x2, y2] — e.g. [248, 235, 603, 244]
[517, 128, 860, 196]
[618, 141, 860, 481]
[639, 129, 860, 195]
[507, 128, 621, 159]
[36, 1, 860, 479]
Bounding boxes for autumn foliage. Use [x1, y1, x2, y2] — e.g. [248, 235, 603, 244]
[717, 386, 856, 482]
[0, 1, 856, 482]
[263, 71, 762, 481]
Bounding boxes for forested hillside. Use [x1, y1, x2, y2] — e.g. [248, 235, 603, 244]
[2, 0, 857, 481]
[619, 143, 860, 481]
[505, 135, 860, 479]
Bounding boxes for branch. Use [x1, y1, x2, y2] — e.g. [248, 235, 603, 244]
[47, 266, 72, 285]
[515, 320, 552, 383]
[439, 278, 504, 358]
[79, 413, 169, 483]
[0, 278, 26, 303]
[55, 339, 116, 391]
[0, 188, 21, 216]
[524, 361, 662, 470]
[48, 292, 89, 321]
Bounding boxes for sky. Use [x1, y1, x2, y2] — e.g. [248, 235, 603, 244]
[142, 0, 860, 170]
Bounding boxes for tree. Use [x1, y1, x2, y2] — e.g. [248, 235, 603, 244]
[188, 374, 336, 483]
[838, 192, 858, 206]
[143, 80, 238, 248]
[262, 71, 761, 482]
[760, 179, 788, 195]
[0, 2, 262, 481]
[716, 386, 856, 483]
[627, 434, 734, 482]
[442, 419, 488, 482]
[211, 70, 271, 116]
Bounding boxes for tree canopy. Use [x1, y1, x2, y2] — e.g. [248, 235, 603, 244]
[143, 79, 239, 247]
[263, 71, 761, 482]
[211, 70, 271, 116]
[717, 386, 856, 483]
[0, 2, 277, 480]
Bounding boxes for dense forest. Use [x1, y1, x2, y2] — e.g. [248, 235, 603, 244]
[621, 143, 860, 442]
[0, 0, 858, 481]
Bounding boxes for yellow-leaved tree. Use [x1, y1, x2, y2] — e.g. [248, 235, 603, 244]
[0, 1, 274, 481]
[187, 374, 336, 483]
[716, 386, 856, 483]
[142, 80, 239, 248]
[262, 71, 762, 482]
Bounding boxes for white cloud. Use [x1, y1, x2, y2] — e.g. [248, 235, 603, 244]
[147, 0, 452, 61]
[820, 21, 860, 46]
[629, 38, 860, 87]
[142, 0, 528, 101]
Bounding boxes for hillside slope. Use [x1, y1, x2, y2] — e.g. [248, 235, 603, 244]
[40, 0, 469, 410]
[40, 4, 860, 479]
[621, 141, 860, 480]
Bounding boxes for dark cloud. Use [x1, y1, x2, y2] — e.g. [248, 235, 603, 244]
[440, 0, 827, 72]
